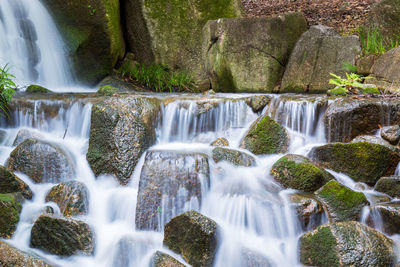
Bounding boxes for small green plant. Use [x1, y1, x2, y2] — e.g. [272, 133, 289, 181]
[88, 5, 96, 15]
[120, 63, 195, 92]
[0, 64, 16, 117]
[329, 72, 370, 93]
[357, 27, 400, 55]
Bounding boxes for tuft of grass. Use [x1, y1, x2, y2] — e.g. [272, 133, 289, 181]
[0, 64, 16, 117]
[119, 63, 196, 93]
[357, 27, 400, 56]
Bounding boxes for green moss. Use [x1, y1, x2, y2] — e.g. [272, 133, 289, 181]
[59, 25, 89, 54]
[362, 87, 380, 94]
[299, 225, 340, 266]
[97, 85, 119, 96]
[327, 87, 348, 96]
[0, 193, 21, 238]
[103, 0, 125, 65]
[26, 85, 52, 94]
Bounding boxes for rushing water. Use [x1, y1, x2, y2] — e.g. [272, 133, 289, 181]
[0, 94, 398, 267]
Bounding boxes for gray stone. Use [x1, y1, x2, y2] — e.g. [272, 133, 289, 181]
[381, 125, 400, 145]
[212, 147, 256, 167]
[13, 128, 43, 146]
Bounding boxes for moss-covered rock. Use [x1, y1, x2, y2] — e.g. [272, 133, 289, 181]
[136, 151, 209, 231]
[30, 214, 94, 256]
[26, 85, 52, 93]
[163, 210, 217, 267]
[281, 25, 361, 93]
[86, 96, 160, 185]
[0, 165, 32, 199]
[288, 193, 324, 231]
[326, 87, 348, 96]
[150, 251, 185, 267]
[299, 221, 396, 267]
[12, 128, 43, 147]
[203, 13, 307, 92]
[315, 180, 369, 222]
[240, 115, 289, 155]
[7, 138, 75, 184]
[362, 86, 380, 94]
[311, 142, 400, 185]
[212, 147, 256, 167]
[123, 0, 244, 89]
[244, 95, 271, 113]
[375, 176, 400, 198]
[45, 181, 89, 217]
[0, 241, 53, 267]
[97, 85, 119, 96]
[210, 137, 229, 147]
[0, 193, 22, 238]
[42, 0, 125, 85]
[271, 154, 333, 193]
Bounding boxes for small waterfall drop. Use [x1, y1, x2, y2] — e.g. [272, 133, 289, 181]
[0, 0, 76, 90]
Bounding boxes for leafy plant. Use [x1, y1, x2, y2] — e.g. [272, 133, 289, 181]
[329, 72, 370, 94]
[357, 27, 400, 55]
[88, 5, 96, 15]
[342, 62, 357, 73]
[0, 64, 16, 117]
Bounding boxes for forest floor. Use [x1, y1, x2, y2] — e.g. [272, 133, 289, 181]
[242, 0, 380, 33]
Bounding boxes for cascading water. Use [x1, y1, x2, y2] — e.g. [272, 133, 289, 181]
[1, 93, 399, 267]
[0, 0, 79, 90]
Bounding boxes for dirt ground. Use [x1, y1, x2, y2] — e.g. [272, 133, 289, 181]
[242, 0, 380, 33]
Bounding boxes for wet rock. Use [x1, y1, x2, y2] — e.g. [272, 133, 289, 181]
[244, 95, 271, 113]
[30, 214, 94, 256]
[315, 180, 369, 222]
[240, 249, 272, 267]
[240, 115, 289, 155]
[281, 25, 361, 93]
[45, 181, 89, 217]
[271, 154, 333, 193]
[87, 96, 160, 185]
[324, 98, 400, 142]
[7, 138, 75, 183]
[150, 251, 185, 267]
[212, 147, 256, 167]
[204, 13, 307, 92]
[0, 165, 32, 199]
[97, 85, 119, 96]
[351, 135, 399, 152]
[12, 128, 43, 146]
[381, 125, 400, 145]
[135, 151, 209, 231]
[210, 137, 229, 147]
[375, 176, 400, 198]
[26, 85, 51, 93]
[0, 193, 22, 238]
[0, 240, 52, 267]
[97, 75, 140, 92]
[310, 142, 400, 185]
[164, 210, 217, 267]
[368, 202, 400, 235]
[299, 221, 396, 267]
[288, 193, 324, 231]
[123, 0, 244, 89]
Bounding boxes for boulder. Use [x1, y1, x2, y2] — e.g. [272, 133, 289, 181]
[366, 0, 400, 40]
[368, 202, 400, 235]
[212, 147, 256, 167]
[352, 135, 400, 152]
[7, 138, 75, 183]
[281, 25, 361, 93]
[164, 211, 217, 267]
[244, 95, 271, 113]
[271, 154, 333, 193]
[381, 125, 400, 145]
[13, 128, 43, 146]
[135, 151, 209, 231]
[203, 13, 307, 92]
[375, 176, 400, 198]
[122, 0, 244, 88]
[299, 221, 396, 267]
[87, 96, 160, 185]
[26, 85, 52, 94]
[240, 115, 289, 155]
[42, 0, 125, 85]
[288, 193, 323, 231]
[45, 181, 89, 217]
[0, 241, 52, 267]
[310, 142, 400, 185]
[0, 193, 22, 238]
[371, 47, 400, 86]
[150, 251, 185, 267]
[324, 98, 400, 143]
[0, 165, 32, 199]
[30, 214, 94, 256]
[315, 180, 369, 222]
[210, 137, 229, 147]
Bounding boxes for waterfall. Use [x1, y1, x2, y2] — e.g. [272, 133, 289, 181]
[0, 0, 76, 90]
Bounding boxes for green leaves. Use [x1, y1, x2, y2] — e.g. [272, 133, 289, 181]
[0, 64, 16, 117]
[357, 27, 400, 56]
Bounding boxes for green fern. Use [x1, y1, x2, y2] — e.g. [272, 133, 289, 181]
[0, 64, 16, 117]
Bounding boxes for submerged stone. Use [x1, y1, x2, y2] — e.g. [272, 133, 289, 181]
[212, 147, 256, 167]
[0, 165, 32, 199]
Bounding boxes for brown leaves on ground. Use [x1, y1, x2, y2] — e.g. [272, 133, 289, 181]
[242, 0, 380, 33]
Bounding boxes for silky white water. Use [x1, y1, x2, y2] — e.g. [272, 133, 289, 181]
[0, 94, 398, 267]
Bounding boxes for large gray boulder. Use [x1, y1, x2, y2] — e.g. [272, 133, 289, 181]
[7, 139, 75, 183]
[0, 241, 53, 267]
[281, 25, 361, 93]
[135, 151, 209, 231]
[371, 47, 400, 88]
[203, 13, 307, 92]
[122, 0, 244, 88]
[299, 221, 396, 267]
[87, 96, 160, 185]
